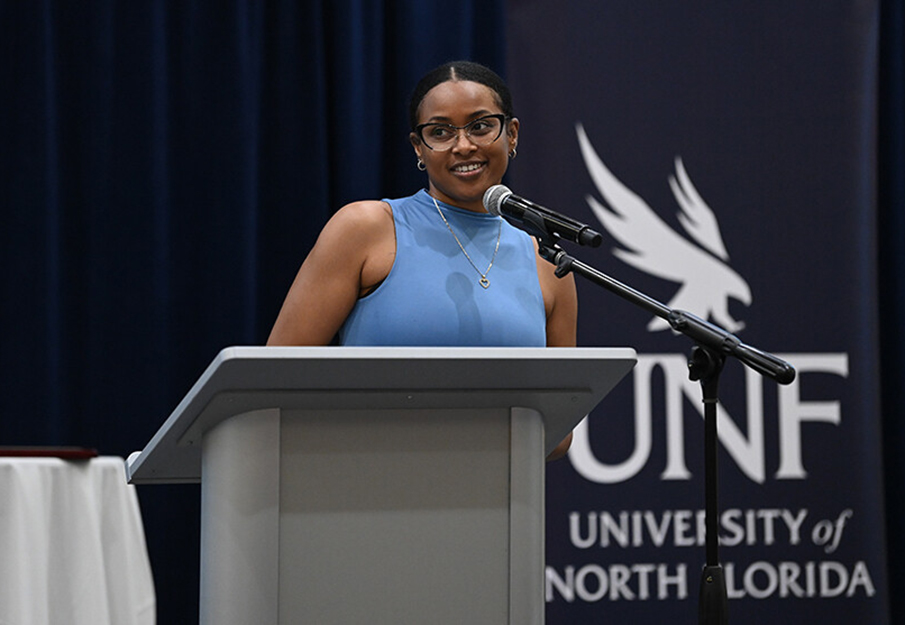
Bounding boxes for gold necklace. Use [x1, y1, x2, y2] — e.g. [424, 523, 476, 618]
[432, 195, 502, 289]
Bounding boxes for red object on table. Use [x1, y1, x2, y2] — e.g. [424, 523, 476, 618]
[0, 447, 99, 459]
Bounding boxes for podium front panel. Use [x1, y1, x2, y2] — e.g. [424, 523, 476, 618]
[280, 407, 512, 622]
[200, 406, 545, 625]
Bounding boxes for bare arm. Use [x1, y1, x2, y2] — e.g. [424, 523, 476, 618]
[536, 245, 579, 461]
[266, 201, 395, 346]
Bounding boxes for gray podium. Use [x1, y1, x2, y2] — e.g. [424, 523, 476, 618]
[127, 346, 636, 625]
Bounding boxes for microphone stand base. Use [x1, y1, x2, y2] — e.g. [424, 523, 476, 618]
[699, 565, 729, 625]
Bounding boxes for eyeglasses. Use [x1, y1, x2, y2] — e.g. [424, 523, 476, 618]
[415, 114, 508, 151]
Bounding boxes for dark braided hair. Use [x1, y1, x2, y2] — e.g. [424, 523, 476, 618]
[408, 61, 514, 132]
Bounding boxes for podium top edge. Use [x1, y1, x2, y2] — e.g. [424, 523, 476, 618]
[215, 345, 637, 362]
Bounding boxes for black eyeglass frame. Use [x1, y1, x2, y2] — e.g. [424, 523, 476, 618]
[414, 114, 510, 151]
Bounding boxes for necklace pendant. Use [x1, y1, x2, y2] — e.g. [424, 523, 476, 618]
[433, 195, 500, 291]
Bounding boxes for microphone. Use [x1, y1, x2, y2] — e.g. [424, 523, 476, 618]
[483, 185, 602, 247]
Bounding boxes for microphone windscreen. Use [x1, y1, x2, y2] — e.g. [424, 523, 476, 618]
[482, 184, 511, 216]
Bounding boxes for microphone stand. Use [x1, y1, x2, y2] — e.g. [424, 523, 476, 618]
[529, 226, 795, 625]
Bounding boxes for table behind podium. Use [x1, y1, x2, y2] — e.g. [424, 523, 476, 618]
[0, 453, 155, 625]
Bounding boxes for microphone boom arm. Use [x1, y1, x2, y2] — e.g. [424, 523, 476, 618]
[540, 243, 795, 384]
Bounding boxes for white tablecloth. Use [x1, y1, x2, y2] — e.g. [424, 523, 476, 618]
[0, 456, 156, 625]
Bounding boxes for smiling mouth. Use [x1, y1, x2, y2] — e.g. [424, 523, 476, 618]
[451, 162, 485, 174]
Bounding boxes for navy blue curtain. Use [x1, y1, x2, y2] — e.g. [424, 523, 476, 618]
[0, 1, 504, 621]
[880, 0, 905, 622]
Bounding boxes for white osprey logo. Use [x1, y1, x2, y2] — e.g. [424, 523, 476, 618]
[576, 123, 752, 333]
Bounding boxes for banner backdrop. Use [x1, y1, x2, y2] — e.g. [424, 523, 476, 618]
[506, 2, 888, 623]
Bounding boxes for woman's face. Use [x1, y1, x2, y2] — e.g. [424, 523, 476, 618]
[411, 80, 518, 212]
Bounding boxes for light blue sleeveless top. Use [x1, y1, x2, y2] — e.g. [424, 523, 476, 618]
[339, 189, 546, 346]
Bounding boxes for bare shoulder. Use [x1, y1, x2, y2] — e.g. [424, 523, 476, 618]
[322, 200, 393, 241]
[316, 200, 396, 296]
[266, 200, 394, 346]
